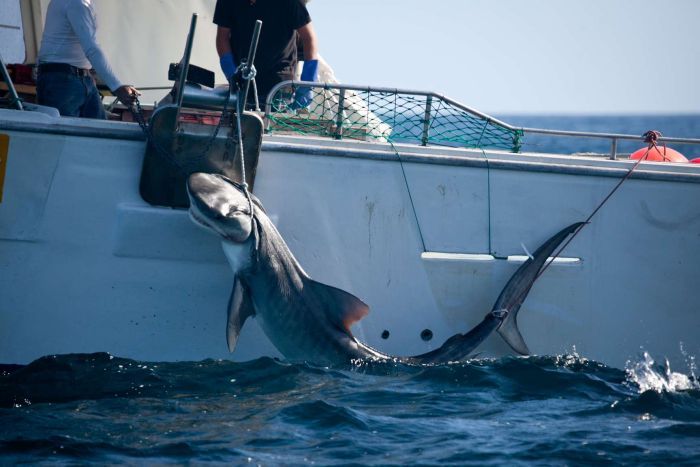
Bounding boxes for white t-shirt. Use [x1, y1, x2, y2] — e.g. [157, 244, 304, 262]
[38, 0, 122, 91]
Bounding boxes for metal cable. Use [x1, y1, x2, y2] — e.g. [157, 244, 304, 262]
[387, 140, 427, 253]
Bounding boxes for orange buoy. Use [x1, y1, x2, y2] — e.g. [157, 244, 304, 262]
[690, 157, 700, 164]
[629, 146, 688, 163]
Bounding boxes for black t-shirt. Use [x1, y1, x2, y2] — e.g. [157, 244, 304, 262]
[213, 0, 311, 75]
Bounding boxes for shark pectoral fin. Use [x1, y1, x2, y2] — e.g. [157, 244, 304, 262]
[306, 279, 369, 332]
[497, 311, 530, 355]
[226, 278, 256, 353]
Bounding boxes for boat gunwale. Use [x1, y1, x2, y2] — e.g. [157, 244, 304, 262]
[262, 137, 700, 184]
[1, 111, 699, 184]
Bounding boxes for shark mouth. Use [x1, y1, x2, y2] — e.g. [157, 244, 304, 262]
[188, 209, 250, 243]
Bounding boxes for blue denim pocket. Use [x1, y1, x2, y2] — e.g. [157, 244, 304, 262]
[37, 72, 97, 118]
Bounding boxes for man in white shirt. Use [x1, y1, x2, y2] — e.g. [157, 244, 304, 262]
[36, 0, 139, 119]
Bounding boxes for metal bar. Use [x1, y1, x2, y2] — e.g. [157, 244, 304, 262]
[0, 24, 21, 30]
[174, 14, 198, 125]
[610, 138, 618, 160]
[0, 53, 23, 111]
[520, 126, 700, 145]
[335, 89, 346, 140]
[240, 20, 262, 109]
[421, 96, 432, 146]
[129, 86, 172, 91]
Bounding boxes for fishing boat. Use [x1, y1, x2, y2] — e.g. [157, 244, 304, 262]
[1, 3, 699, 369]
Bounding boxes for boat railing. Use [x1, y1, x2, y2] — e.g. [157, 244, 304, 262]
[264, 81, 700, 159]
[515, 126, 700, 160]
[264, 81, 523, 153]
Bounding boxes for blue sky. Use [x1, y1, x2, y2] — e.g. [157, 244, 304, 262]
[307, 0, 700, 115]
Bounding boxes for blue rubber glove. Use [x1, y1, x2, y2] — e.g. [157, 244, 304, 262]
[219, 52, 237, 82]
[292, 59, 319, 110]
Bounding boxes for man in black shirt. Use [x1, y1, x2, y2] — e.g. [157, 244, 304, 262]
[214, 0, 319, 108]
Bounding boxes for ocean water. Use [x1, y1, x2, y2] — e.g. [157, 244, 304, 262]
[2, 116, 699, 465]
[1, 353, 699, 465]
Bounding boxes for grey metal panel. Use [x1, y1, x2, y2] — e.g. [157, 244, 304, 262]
[403, 162, 490, 254]
[488, 167, 700, 258]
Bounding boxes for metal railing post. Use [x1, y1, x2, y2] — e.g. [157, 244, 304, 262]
[240, 20, 262, 109]
[421, 96, 432, 146]
[174, 14, 198, 127]
[334, 89, 345, 140]
[610, 138, 618, 160]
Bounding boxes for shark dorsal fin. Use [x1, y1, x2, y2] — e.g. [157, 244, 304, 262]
[226, 278, 256, 352]
[307, 279, 369, 333]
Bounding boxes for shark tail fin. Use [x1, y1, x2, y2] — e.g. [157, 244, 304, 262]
[496, 309, 530, 355]
[495, 222, 584, 354]
[409, 222, 584, 365]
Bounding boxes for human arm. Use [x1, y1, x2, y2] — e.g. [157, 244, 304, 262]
[65, 1, 139, 105]
[297, 22, 319, 63]
[292, 22, 319, 109]
[216, 26, 237, 81]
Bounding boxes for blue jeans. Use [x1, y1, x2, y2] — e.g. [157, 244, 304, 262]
[37, 71, 106, 119]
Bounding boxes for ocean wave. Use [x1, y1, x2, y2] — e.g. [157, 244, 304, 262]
[2, 351, 700, 464]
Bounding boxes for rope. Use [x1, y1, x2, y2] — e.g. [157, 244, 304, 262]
[534, 130, 662, 282]
[387, 139, 427, 253]
[482, 148, 493, 254]
[234, 82, 254, 219]
[483, 130, 660, 319]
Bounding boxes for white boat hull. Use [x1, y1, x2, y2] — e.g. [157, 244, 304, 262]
[1, 110, 699, 369]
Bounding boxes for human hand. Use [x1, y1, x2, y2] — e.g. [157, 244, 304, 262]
[291, 86, 313, 110]
[114, 85, 140, 107]
[290, 59, 319, 110]
[220, 52, 237, 82]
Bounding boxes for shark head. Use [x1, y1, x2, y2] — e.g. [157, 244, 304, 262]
[187, 172, 261, 275]
[187, 173, 255, 243]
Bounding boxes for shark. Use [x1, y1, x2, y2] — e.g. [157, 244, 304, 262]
[187, 172, 582, 366]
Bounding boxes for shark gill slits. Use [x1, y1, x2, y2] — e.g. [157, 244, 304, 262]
[381, 330, 390, 339]
[420, 329, 433, 341]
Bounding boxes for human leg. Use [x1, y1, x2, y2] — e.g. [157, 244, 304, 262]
[80, 76, 106, 119]
[36, 72, 86, 117]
